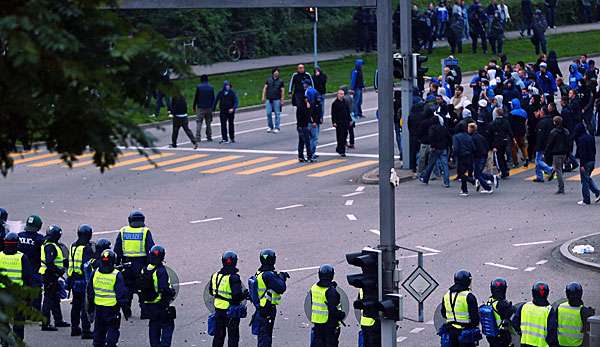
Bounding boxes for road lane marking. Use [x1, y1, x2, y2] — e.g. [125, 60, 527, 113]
[271, 159, 346, 176]
[71, 152, 137, 168]
[536, 259, 548, 265]
[9, 149, 39, 156]
[13, 153, 56, 165]
[109, 153, 175, 168]
[190, 217, 223, 224]
[524, 267, 536, 272]
[397, 337, 407, 342]
[95, 230, 120, 235]
[425, 320, 434, 325]
[29, 153, 95, 167]
[512, 240, 553, 247]
[280, 266, 320, 273]
[484, 262, 518, 270]
[236, 159, 299, 175]
[410, 328, 425, 334]
[342, 191, 364, 197]
[415, 246, 441, 253]
[317, 133, 379, 148]
[165, 155, 242, 172]
[399, 253, 438, 259]
[178, 280, 202, 286]
[356, 186, 365, 192]
[130, 154, 209, 171]
[345, 200, 354, 206]
[568, 168, 600, 181]
[346, 214, 357, 221]
[370, 229, 380, 235]
[201, 156, 276, 174]
[308, 160, 378, 177]
[275, 204, 303, 210]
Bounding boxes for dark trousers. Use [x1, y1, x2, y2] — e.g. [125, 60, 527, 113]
[489, 37, 503, 54]
[93, 307, 121, 347]
[42, 277, 63, 325]
[527, 133, 537, 162]
[311, 324, 340, 347]
[534, 36, 547, 55]
[71, 290, 91, 332]
[297, 126, 312, 160]
[474, 158, 493, 191]
[335, 127, 348, 155]
[362, 321, 381, 347]
[220, 111, 235, 141]
[546, 6, 556, 27]
[449, 38, 463, 54]
[521, 15, 532, 35]
[581, 161, 600, 204]
[457, 156, 475, 193]
[448, 327, 476, 347]
[470, 31, 487, 53]
[212, 309, 239, 347]
[149, 317, 174, 347]
[358, 26, 370, 51]
[172, 116, 196, 146]
[348, 125, 355, 145]
[31, 273, 42, 312]
[122, 257, 146, 309]
[494, 145, 510, 177]
[257, 306, 276, 347]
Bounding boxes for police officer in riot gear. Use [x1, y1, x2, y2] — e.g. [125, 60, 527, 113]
[440, 270, 480, 347]
[310, 264, 345, 347]
[40, 224, 70, 331]
[141, 245, 176, 347]
[512, 282, 558, 347]
[358, 288, 380, 347]
[0, 207, 8, 251]
[18, 215, 45, 311]
[485, 278, 514, 347]
[210, 251, 246, 347]
[0, 232, 33, 344]
[113, 210, 155, 311]
[254, 249, 288, 347]
[549, 282, 595, 347]
[86, 250, 130, 347]
[68, 224, 94, 339]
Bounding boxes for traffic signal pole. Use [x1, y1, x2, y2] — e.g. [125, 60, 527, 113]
[313, 8, 318, 68]
[376, 0, 397, 345]
[399, 0, 413, 170]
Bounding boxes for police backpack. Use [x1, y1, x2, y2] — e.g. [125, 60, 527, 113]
[479, 302, 500, 337]
[247, 273, 264, 308]
[137, 267, 159, 302]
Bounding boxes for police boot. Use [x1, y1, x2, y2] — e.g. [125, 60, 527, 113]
[71, 326, 82, 336]
[41, 324, 58, 331]
[55, 321, 71, 328]
[81, 330, 93, 340]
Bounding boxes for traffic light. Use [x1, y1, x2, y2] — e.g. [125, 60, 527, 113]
[413, 53, 428, 92]
[305, 7, 317, 22]
[393, 53, 404, 79]
[346, 247, 382, 319]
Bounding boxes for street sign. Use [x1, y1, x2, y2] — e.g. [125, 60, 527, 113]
[443, 58, 459, 67]
[401, 266, 438, 303]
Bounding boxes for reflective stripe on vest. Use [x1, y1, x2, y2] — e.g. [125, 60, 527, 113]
[444, 290, 471, 329]
[310, 284, 329, 324]
[0, 252, 24, 285]
[257, 272, 281, 307]
[557, 303, 584, 346]
[520, 302, 551, 347]
[120, 226, 148, 258]
[93, 269, 119, 307]
[211, 273, 232, 310]
[359, 288, 376, 327]
[68, 245, 85, 276]
[40, 242, 65, 274]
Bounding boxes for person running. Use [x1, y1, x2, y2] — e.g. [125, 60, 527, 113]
[574, 123, 600, 205]
[169, 94, 198, 149]
[214, 81, 239, 144]
[471, 123, 495, 193]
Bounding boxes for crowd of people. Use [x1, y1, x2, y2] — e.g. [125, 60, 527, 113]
[408, 52, 600, 202]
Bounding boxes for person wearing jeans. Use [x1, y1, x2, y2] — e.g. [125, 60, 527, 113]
[262, 68, 285, 133]
[192, 74, 215, 142]
[472, 124, 494, 192]
[419, 119, 451, 187]
[350, 59, 365, 118]
[304, 80, 321, 160]
[533, 106, 555, 182]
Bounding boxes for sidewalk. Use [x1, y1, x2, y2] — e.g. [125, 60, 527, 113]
[192, 22, 600, 76]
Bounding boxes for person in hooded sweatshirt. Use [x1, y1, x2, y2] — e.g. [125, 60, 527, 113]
[548, 282, 595, 347]
[568, 63, 584, 91]
[574, 123, 600, 205]
[512, 282, 557, 347]
[510, 98, 529, 168]
[490, 108, 513, 178]
[484, 278, 514, 347]
[350, 59, 366, 118]
[214, 81, 239, 144]
[545, 116, 571, 194]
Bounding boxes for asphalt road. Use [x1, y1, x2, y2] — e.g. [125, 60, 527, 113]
[2, 56, 599, 347]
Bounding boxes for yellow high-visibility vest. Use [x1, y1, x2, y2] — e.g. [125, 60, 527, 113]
[520, 302, 551, 347]
[119, 226, 148, 258]
[310, 284, 329, 324]
[211, 272, 232, 310]
[444, 290, 471, 329]
[557, 302, 584, 346]
[256, 272, 281, 307]
[68, 245, 85, 276]
[93, 269, 119, 307]
[39, 241, 65, 275]
[0, 252, 24, 286]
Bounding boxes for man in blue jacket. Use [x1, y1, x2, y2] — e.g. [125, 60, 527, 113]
[192, 74, 215, 142]
[536, 63, 557, 102]
[568, 63, 583, 91]
[350, 59, 365, 118]
[304, 80, 321, 160]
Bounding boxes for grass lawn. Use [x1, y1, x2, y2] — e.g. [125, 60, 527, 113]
[138, 29, 600, 124]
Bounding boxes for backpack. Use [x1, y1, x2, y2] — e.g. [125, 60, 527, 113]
[248, 272, 265, 307]
[137, 266, 159, 302]
[479, 302, 500, 337]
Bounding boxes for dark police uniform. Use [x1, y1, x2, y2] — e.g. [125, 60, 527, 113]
[210, 267, 244, 347]
[141, 263, 176, 347]
[310, 280, 345, 347]
[0, 248, 33, 342]
[255, 265, 287, 347]
[40, 239, 68, 327]
[68, 240, 94, 336]
[18, 228, 44, 311]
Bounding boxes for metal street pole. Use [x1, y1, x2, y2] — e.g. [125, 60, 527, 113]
[400, 0, 413, 170]
[313, 8, 318, 68]
[376, 0, 397, 346]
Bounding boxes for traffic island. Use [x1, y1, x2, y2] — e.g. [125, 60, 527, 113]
[559, 232, 600, 271]
[361, 163, 414, 185]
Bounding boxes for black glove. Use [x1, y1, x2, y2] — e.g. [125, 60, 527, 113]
[331, 281, 338, 288]
[122, 306, 132, 321]
[279, 272, 290, 280]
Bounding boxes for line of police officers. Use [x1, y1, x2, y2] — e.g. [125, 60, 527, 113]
[441, 269, 595, 347]
[0, 208, 175, 347]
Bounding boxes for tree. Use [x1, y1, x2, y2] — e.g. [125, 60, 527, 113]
[0, 274, 43, 346]
[0, 0, 189, 176]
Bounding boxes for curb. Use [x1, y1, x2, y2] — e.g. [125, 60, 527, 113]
[361, 166, 414, 185]
[559, 232, 600, 270]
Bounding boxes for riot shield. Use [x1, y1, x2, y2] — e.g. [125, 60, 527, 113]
[165, 265, 180, 300]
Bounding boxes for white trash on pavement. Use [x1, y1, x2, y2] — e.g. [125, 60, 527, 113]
[572, 245, 595, 254]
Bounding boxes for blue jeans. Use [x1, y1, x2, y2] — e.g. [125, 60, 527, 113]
[420, 149, 450, 186]
[581, 161, 600, 204]
[353, 89, 364, 117]
[297, 126, 312, 159]
[436, 21, 447, 40]
[535, 151, 553, 180]
[310, 124, 320, 159]
[265, 99, 281, 130]
[394, 122, 402, 156]
[474, 158, 493, 191]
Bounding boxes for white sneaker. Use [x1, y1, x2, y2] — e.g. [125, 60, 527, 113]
[493, 175, 499, 189]
[266, 128, 272, 133]
[475, 179, 481, 192]
[595, 194, 600, 203]
[273, 129, 280, 133]
[577, 200, 589, 206]
[480, 189, 493, 194]
[459, 192, 469, 197]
